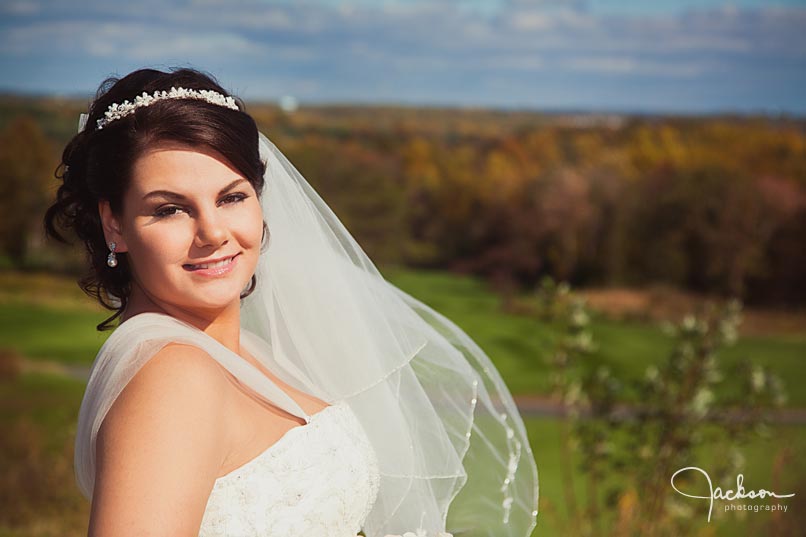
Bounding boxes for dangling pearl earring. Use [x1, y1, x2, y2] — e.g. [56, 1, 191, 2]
[106, 241, 118, 268]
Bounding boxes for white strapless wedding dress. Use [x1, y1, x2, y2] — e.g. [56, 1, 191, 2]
[199, 400, 380, 536]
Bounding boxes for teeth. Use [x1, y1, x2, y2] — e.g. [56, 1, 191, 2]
[190, 256, 234, 270]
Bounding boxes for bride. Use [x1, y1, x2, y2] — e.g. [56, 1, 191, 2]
[44, 67, 538, 536]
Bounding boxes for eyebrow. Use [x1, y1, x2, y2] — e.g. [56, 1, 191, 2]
[142, 178, 248, 202]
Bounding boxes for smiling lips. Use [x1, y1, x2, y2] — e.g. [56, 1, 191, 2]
[183, 253, 240, 275]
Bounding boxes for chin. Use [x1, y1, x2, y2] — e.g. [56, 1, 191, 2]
[182, 297, 242, 315]
[173, 283, 248, 310]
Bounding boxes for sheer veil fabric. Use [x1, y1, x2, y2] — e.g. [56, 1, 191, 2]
[73, 125, 539, 537]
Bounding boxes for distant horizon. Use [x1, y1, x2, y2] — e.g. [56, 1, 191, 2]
[3, 88, 804, 120]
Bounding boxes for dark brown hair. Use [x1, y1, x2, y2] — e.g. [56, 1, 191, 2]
[43, 67, 267, 331]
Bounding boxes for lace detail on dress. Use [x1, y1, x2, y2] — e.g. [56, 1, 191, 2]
[198, 400, 380, 537]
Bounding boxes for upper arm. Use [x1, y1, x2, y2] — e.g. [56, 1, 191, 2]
[88, 343, 229, 536]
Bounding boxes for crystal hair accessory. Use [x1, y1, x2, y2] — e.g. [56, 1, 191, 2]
[90, 87, 239, 131]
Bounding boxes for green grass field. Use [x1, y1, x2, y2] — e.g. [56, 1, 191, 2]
[526, 415, 806, 536]
[1, 267, 804, 402]
[381, 267, 806, 406]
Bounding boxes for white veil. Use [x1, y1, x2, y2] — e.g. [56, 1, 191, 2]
[73, 112, 538, 536]
[244, 132, 538, 536]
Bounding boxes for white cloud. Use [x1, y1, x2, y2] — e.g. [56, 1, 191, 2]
[1, 20, 269, 60]
[128, 34, 266, 61]
[567, 56, 637, 73]
[566, 56, 711, 77]
[1, 1, 40, 15]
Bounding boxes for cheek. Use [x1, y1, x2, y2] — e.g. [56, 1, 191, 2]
[127, 224, 192, 272]
[239, 203, 265, 247]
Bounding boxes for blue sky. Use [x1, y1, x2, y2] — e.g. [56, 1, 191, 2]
[1, 0, 804, 114]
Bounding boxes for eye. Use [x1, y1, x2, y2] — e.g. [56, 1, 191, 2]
[154, 205, 185, 218]
[221, 192, 249, 205]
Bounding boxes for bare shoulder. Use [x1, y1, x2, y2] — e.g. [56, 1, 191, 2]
[89, 342, 230, 536]
[115, 341, 228, 405]
[101, 342, 229, 439]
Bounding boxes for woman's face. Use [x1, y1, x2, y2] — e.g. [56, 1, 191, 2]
[99, 143, 263, 319]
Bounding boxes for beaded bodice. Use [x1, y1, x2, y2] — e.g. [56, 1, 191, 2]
[198, 400, 381, 536]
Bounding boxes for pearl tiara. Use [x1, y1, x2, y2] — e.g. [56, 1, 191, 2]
[84, 86, 240, 131]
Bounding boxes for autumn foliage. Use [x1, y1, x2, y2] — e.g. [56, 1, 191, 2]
[3, 97, 805, 306]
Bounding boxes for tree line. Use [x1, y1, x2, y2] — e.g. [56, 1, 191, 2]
[2, 96, 804, 306]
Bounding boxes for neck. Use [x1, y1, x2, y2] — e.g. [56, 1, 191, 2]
[121, 281, 242, 354]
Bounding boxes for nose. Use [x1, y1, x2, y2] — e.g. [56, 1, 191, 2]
[193, 206, 228, 249]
